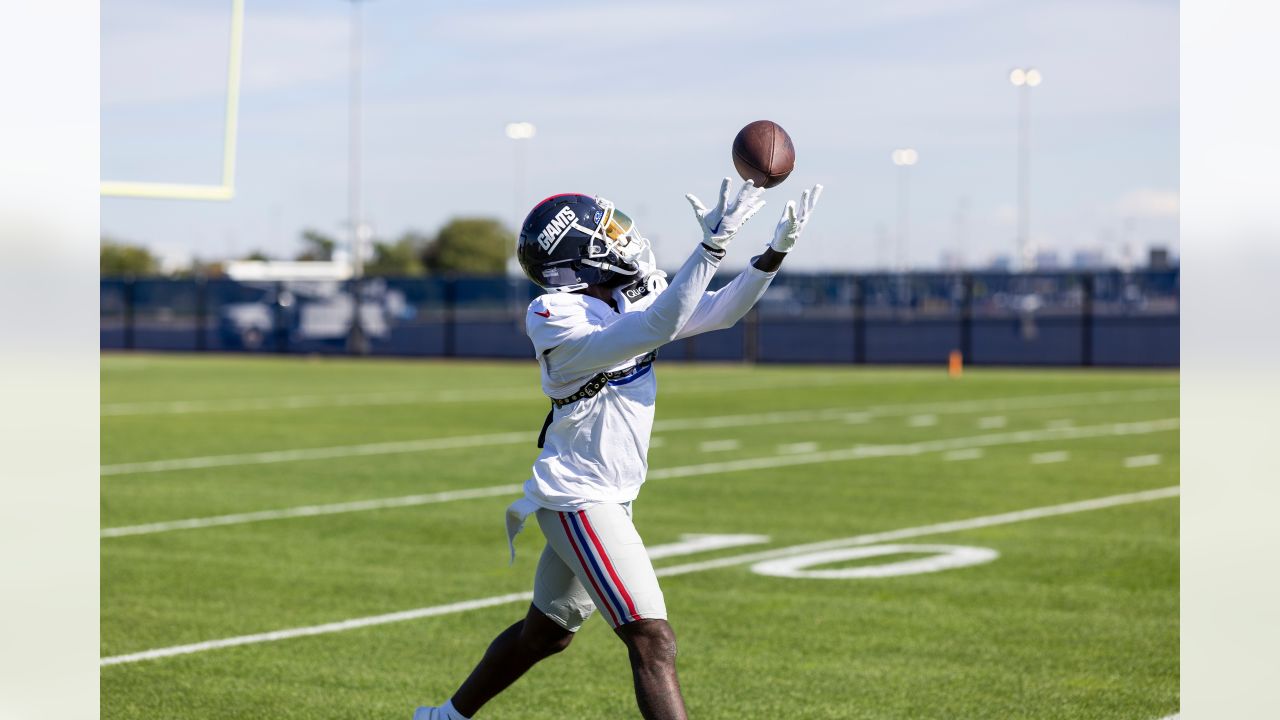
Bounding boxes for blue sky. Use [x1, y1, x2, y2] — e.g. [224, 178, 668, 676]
[101, 0, 1178, 272]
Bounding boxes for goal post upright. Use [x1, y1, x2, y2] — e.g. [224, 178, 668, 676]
[100, 0, 245, 201]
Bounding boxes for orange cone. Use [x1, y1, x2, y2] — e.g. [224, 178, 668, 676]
[948, 350, 963, 378]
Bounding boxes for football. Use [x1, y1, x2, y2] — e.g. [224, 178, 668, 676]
[731, 120, 795, 188]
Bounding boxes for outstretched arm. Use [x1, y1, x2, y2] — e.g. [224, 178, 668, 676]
[674, 184, 822, 340]
[548, 244, 726, 374]
[672, 255, 778, 340]
[540, 179, 766, 378]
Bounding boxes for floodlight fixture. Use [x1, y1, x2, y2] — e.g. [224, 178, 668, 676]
[1009, 67, 1042, 270]
[892, 148, 918, 166]
[1010, 67, 1043, 87]
[505, 122, 537, 140]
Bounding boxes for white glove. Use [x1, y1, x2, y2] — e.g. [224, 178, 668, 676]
[631, 256, 668, 295]
[769, 184, 823, 253]
[643, 269, 668, 294]
[685, 177, 767, 252]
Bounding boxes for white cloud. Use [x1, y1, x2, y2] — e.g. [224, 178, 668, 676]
[1116, 188, 1179, 218]
[102, 2, 348, 106]
[992, 203, 1018, 226]
[431, 0, 1001, 47]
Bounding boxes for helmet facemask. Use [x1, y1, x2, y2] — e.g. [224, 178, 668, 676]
[577, 198, 656, 287]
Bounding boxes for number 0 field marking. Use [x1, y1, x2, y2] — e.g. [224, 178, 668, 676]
[751, 544, 999, 579]
[100, 486, 1178, 667]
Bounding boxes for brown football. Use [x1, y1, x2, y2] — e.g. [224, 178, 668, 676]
[731, 120, 795, 188]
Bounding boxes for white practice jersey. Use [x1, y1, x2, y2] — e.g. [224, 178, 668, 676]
[522, 245, 777, 510]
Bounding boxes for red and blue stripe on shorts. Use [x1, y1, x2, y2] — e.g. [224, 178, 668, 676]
[557, 510, 640, 627]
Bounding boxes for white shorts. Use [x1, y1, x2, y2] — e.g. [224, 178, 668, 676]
[532, 502, 667, 632]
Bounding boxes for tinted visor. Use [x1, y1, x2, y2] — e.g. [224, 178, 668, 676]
[602, 208, 637, 246]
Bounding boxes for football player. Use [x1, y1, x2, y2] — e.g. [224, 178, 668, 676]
[415, 177, 822, 720]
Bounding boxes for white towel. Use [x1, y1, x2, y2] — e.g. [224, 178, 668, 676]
[505, 496, 541, 564]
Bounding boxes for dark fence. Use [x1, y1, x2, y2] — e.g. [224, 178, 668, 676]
[100, 269, 1179, 366]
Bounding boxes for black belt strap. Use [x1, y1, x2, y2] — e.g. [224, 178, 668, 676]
[537, 351, 656, 448]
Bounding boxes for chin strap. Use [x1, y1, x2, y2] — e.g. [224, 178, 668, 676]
[581, 257, 641, 279]
[546, 282, 588, 293]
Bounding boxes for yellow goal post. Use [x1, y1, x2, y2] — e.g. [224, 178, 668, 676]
[100, 0, 244, 201]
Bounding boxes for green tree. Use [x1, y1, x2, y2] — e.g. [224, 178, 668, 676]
[366, 232, 428, 276]
[423, 218, 513, 274]
[296, 229, 337, 261]
[171, 258, 227, 279]
[241, 250, 272, 262]
[101, 237, 161, 277]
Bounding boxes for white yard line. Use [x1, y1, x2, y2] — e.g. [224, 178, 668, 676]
[978, 416, 1007, 429]
[100, 373, 909, 417]
[644, 534, 771, 560]
[101, 388, 537, 416]
[653, 486, 1180, 578]
[101, 534, 770, 667]
[102, 388, 1177, 477]
[943, 448, 984, 461]
[100, 432, 532, 477]
[102, 418, 1179, 538]
[100, 485, 525, 538]
[654, 388, 1174, 433]
[100, 485, 1179, 667]
[698, 439, 741, 453]
[1031, 451, 1071, 464]
[647, 419, 1175, 481]
[100, 592, 539, 667]
[908, 414, 938, 427]
[1125, 454, 1163, 468]
[777, 442, 819, 454]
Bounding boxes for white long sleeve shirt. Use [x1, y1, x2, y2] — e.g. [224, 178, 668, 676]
[522, 245, 778, 510]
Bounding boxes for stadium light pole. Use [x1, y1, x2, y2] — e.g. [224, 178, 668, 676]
[505, 122, 536, 277]
[891, 148, 918, 272]
[345, 0, 370, 353]
[506, 122, 536, 228]
[1010, 67, 1041, 271]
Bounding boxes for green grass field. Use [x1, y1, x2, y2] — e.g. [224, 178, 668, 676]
[101, 354, 1179, 719]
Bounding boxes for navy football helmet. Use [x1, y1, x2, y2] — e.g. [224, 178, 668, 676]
[517, 193, 656, 293]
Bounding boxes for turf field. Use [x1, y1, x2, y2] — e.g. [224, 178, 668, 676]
[101, 354, 1179, 719]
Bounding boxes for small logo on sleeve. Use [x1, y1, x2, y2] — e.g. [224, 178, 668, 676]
[623, 284, 649, 301]
[533, 309, 551, 318]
